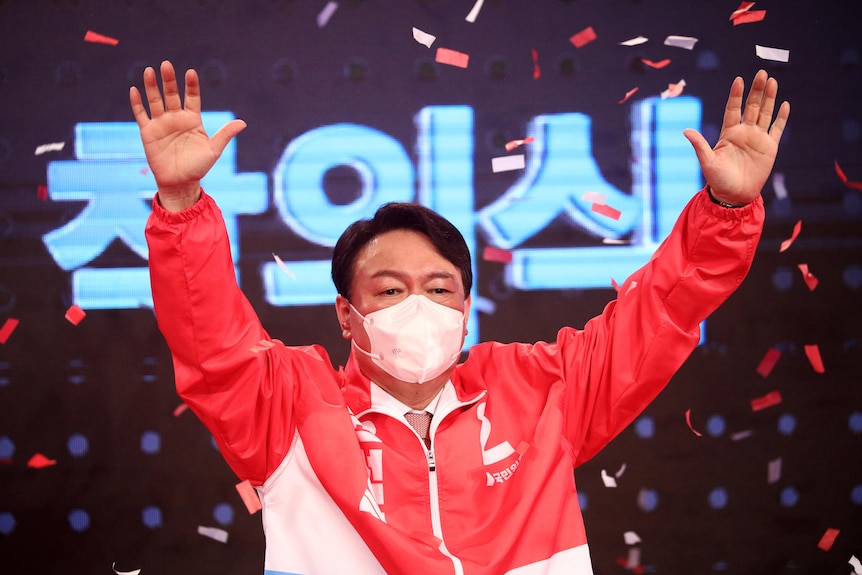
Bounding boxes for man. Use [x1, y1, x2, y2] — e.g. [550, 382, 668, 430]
[132, 60, 789, 574]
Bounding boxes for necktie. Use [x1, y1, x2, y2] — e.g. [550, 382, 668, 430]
[405, 411, 432, 450]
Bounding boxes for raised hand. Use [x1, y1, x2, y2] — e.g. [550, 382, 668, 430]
[683, 70, 790, 206]
[129, 60, 247, 212]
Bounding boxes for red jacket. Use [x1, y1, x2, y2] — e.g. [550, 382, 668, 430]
[146, 188, 764, 574]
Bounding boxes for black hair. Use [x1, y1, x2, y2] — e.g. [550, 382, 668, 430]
[331, 202, 473, 301]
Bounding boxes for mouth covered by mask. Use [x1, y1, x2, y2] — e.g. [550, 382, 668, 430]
[349, 294, 465, 383]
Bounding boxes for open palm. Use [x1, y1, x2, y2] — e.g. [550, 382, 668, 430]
[130, 61, 246, 210]
[684, 70, 790, 206]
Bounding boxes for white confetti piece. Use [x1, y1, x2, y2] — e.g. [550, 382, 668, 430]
[112, 562, 141, 575]
[198, 525, 229, 543]
[772, 172, 788, 200]
[756, 44, 790, 62]
[664, 35, 698, 50]
[35, 142, 65, 155]
[581, 191, 607, 205]
[767, 457, 782, 484]
[412, 27, 436, 48]
[601, 469, 617, 488]
[317, 1, 338, 27]
[731, 429, 753, 441]
[849, 555, 862, 575]
[491, 154, 525, 173]
[272, 253, 296, 279]
[619, 36, 648, 47]
[661, 79, 686, 99]
[624, 531, 641, 545]
[465, 0, 484, 23]
[471, 296, 497, 315]
[626, 547, 641, 569]
[614, 462, 627, 478]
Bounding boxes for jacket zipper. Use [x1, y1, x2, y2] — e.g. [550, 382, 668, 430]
[356, 389, 486, 575]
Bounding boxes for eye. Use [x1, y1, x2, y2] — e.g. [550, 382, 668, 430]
[429, 288, 449, 295]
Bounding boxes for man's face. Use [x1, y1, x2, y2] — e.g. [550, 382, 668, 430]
[335, 229, 470, 389]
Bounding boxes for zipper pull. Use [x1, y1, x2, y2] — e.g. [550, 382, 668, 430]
[426, 448, 436, 472]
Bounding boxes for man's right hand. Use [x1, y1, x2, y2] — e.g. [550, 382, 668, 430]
[129, 60, 246, 212]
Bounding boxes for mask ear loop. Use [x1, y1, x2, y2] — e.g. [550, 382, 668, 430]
[346, 303, 382, 360]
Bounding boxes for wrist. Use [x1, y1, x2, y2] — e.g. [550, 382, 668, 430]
[156, 183, 202, 213]
[707, 186, 744, 209]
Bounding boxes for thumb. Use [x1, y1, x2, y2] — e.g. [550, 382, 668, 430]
[210, 119, 247, 157]
[682, 128, 713, 167]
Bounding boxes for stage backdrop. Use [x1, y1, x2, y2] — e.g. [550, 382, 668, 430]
[1, 1, 861, 573]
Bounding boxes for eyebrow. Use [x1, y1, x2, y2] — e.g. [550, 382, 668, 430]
[369, 269, 457, 282]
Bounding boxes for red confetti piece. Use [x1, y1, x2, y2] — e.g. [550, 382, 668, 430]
[751, 390, 782, 412]
[435, 47, 469, 68]
[641, 58, 671, 69]
[531, 48, 540, 79]
[0, 318, 19, 344]
[173, 402, 189, 417]
[685, 409, 703, 437]
[817, 528, 840, 551]
[779, 220, 802, 252]
[756, 347, 781, 378]
[733, 10, 766, 24]
[235, 479, 263, 514]
[611, 277, 620, 292]
[84, 30, 119, 46]
[516, 441, 530, 455]
[504, 136, 534, 152]
[65, 304, 86, 325]
[729, 1, 756, 19]
[797, 263, 819, 291]
[618, 87, 639, 104]
[615, 558, 645, 574]
[590, 202, 622, 221]
[37, 185, 48, 201]
[483, 246, 513, 264]
[27, 453, 57, 469]
[834, 160, 862, 191]
[569, 26, 597, 48]
[803, 344, 825, 373]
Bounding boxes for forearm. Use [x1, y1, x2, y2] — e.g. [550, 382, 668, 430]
[146, 190, 267, 376]
[566, 187, 764, 463]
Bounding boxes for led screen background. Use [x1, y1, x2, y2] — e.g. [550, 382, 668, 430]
[0, 1, 861, 573]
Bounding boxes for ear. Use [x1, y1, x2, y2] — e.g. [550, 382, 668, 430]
[335, 294, 353, 340]
[462, 295, 472, 336]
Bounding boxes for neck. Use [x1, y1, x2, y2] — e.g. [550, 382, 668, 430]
[373, 378, 446, 410]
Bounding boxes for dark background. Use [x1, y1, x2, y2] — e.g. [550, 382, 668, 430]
[1, 0, 861, 574]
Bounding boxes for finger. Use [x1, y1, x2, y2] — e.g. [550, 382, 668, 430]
[160, 60, 183, 112]
[721, 76, 745, 131]
[742, 69, 768, 126]
[768, 101, 791, 145]
[142, 65, 165, 118]
[210, 119, 248, 157]
[183, 69, 201, 114]
[756, 77, 778, 131]
[683, 128, 714, 168]
[129, 86, 150, 129]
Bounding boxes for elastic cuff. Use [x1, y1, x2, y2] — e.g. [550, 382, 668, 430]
[151, 189, 211, 224]
[706, 185, 744, 209]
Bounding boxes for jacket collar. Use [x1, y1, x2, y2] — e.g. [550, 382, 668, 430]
[341, 350, 486, 415]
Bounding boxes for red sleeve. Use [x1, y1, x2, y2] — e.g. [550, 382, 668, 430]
[145, 191, 333, 484]
[555, 187, 764, 465]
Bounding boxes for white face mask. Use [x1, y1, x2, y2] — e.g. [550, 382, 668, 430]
[350, 294, 465, 383]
